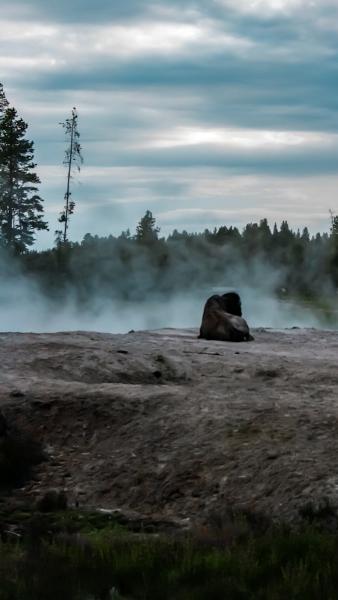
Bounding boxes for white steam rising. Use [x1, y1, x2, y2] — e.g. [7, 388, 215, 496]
[0, 264, 335, 333]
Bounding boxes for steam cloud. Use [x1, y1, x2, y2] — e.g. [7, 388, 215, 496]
[0, 251, 335, 333]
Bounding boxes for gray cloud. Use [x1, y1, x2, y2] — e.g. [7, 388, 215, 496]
[1, 0, 152, 22]
[12, 39, 337, 135]
[1, 0, 338, 246]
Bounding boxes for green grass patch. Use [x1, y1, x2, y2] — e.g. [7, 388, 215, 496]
[2, 509, 338, 599]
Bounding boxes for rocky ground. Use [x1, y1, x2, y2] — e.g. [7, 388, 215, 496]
[2, 326, 338, 528]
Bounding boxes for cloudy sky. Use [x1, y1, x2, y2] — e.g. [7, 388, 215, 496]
[2, 0, 338, 247]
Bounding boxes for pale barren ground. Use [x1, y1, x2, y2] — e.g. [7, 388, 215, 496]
[1, 327, 338, 527]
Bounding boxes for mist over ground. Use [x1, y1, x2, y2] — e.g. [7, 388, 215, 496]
[1, 215, 338, 333]
[0, 288, 330, 334]
[0, 253, 335, 334]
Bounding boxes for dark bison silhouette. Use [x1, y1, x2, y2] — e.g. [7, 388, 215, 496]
[199, 292, 254, 342]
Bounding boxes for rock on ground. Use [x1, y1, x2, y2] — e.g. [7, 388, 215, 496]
[1, 327, 338, 526]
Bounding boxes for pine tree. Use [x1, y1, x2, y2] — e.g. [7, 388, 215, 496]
[301, 227, 310, 243]
[0, 104, 48, 253]
[0, 83, 9, 116]
[328, 210, 338, 286]
[272, 223, 279, 238]
[118, 228, 131, 240]
[135, 210, 160, 243]
[329, 210, 338, 238]
[56, 107, 83, 245]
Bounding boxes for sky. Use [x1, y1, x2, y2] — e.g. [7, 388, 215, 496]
[1, 0, 338, 247]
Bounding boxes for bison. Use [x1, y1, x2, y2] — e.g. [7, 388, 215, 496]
[199, 292, 254, 342]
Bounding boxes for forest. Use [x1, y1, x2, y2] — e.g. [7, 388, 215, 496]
[7, 211, 337, 306]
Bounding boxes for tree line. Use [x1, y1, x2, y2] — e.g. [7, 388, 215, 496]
[14, 210, 338, 304]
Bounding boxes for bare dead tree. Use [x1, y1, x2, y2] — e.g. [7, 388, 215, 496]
[56, 107, 83, 245]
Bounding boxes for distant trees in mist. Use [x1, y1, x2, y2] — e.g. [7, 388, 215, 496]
[11, 210, 338, 304]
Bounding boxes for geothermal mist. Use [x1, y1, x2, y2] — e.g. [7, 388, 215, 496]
[0, 269, 332, 333]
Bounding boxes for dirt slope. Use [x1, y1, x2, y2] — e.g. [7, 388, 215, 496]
[1, 327, 338, 526]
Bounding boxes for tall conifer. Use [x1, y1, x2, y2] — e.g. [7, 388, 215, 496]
[0, 89, 48, 252]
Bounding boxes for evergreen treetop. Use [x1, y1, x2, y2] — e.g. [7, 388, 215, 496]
[135, 210, 160, 243]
